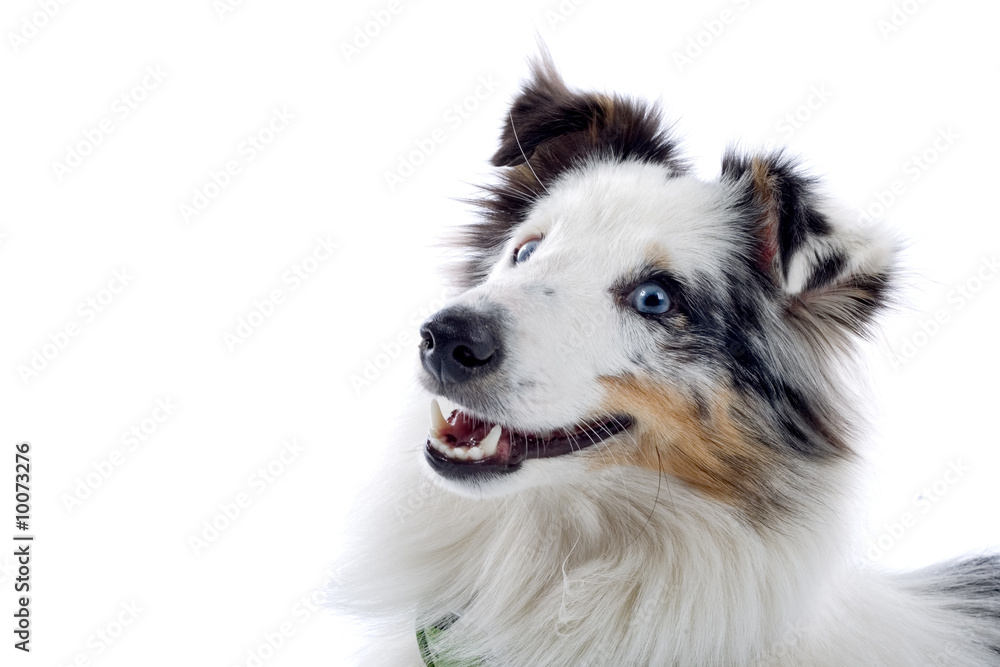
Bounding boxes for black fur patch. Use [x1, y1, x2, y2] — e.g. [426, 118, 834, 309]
[680, 269, 850, 458]
[933, 555, 1000, 619]
[625, 259, 848, 459]
[454, 55, 687, 288]
[720, 150, 831, 281]
[803, 251, 847, 292]
[912, 555, 1000, 654]
[722, 149, 895, 340]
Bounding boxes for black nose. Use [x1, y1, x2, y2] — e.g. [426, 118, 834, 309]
[419, 307, 503, 386]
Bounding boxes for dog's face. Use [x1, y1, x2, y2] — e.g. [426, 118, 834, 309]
[418, 59, 894, 516]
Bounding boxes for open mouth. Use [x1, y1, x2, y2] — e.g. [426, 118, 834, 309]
[425, 399, 633, 479]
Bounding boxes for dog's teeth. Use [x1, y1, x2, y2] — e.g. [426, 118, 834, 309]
[480, 424, 502, 458]
[428, 409, 502, 462]
[430, 399, 449, 436]
[429, 434, 450, 455]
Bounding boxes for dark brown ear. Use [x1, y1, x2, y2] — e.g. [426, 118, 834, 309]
[490, 53, 686, 174]
[722, 150, 897, 338]
[449, 53, 687, 290]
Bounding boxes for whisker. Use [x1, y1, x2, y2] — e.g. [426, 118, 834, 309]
[601, 410, 638, 507]
[594, 410, 633, 509]
[491, 182, 541, 206]
[624, 447, 663, 550]
[509, 110, 549, 195]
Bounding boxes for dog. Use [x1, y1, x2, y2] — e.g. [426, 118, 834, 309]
[333, 55, 1000, 666]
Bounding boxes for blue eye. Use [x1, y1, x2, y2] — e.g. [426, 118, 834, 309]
[514, 237, 541, 264]
[630, 282, 672, 315]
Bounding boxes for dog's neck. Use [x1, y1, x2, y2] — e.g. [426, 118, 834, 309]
[400, 462, 851, 665]
[338, 447, 997, 665]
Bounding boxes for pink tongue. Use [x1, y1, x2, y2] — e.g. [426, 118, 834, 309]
[442, 410, 513, 461]
[443, 410, 489, 447]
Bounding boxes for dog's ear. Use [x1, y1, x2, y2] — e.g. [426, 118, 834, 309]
[490, 57, 601, 167]
[453, 54, 686, 290]
[722, 151, 896, 338]
[490, 54, 685, 173]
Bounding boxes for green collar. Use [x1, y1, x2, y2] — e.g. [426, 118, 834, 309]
[417, 614, 482, 667]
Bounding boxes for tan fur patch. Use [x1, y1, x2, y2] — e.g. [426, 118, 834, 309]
[588, 94, 617, 142]
[592, 375, 783, 518]
[644, 243, 675, 272]
[750, 156, 780, 274]
[750, 156, 773, 193]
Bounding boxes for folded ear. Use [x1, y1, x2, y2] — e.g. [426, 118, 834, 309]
[490, 52, 685, 174]
[721, 150, 897, 339]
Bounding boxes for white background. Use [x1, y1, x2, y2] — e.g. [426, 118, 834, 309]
[1, 0, 998, 665]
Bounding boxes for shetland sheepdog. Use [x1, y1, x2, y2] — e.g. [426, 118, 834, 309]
[333, 56, 1000, 666]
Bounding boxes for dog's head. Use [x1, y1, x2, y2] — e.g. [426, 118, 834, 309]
[418, 57, 895, 517]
